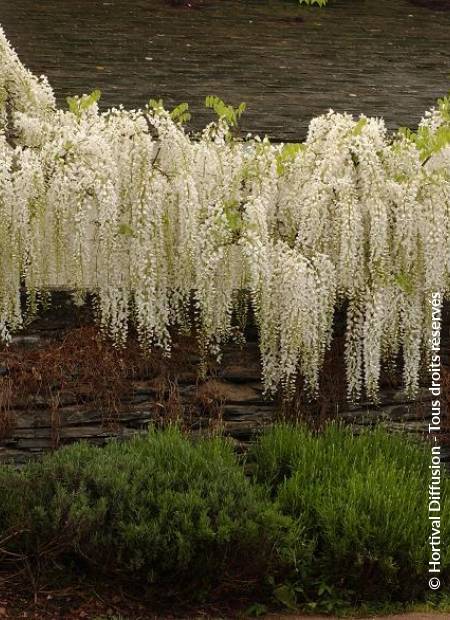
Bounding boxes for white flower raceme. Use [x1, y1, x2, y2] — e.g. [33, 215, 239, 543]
[241, 197, 336, 395]
[0, 28, 449, 400]
[0, 26, 55, 139]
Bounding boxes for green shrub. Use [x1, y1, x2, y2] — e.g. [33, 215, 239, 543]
[1, 424, 448, 609]
[251, 423, 450, 604]
[0, 465, 25, 541]
[250, 423, 316, 492]
[0, 428, 300, 599]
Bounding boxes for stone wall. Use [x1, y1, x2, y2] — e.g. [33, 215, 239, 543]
[1, 0, 450, 142]
[0, 293, 449, 465]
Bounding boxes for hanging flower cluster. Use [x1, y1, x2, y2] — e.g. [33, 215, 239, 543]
[0, 28, 449, 400]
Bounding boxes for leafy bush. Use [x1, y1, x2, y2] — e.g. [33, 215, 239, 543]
[0, 465, 24, 539]
[1, 425, 449, 609]
[251, 424, 450, 604]
[0, 428, 299, 599]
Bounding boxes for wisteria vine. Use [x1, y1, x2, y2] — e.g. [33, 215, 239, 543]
[1, 27, 449, 401]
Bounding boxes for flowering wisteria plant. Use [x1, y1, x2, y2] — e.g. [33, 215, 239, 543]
[0, 26, 449, 401]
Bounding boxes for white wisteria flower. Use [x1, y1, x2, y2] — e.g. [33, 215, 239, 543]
[0, 28, 449, 401]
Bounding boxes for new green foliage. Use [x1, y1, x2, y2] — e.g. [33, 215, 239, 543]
[66, 89, 101, 119]
[399, 92, 450, 163]
[149, 98, 191, 125]
[205, 95, 246, 128]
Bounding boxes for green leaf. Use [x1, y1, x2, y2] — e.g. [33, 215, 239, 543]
[223, 200, 242, 233]
[394, 271, 414, 295]
[437, 91, 450, 122]
[276, 143, 305, 175]
[66, 89, 101, 119]
[170, 102, 191, 125]
[318, 582, 332, 596]
[205, 95, 246, 128]
[273, 584, 297, 610]
[399, 116, 450, 163]
[244, 603, 268, 617]
[149, 98, 165, 112]
[352, 117, 367, 136]
[118, 223, 135, 237]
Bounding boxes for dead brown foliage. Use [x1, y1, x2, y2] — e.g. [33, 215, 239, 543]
[0, 326, 206, 444]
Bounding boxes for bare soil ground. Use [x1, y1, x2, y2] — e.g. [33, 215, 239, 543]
[0, 581, 448, 620]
